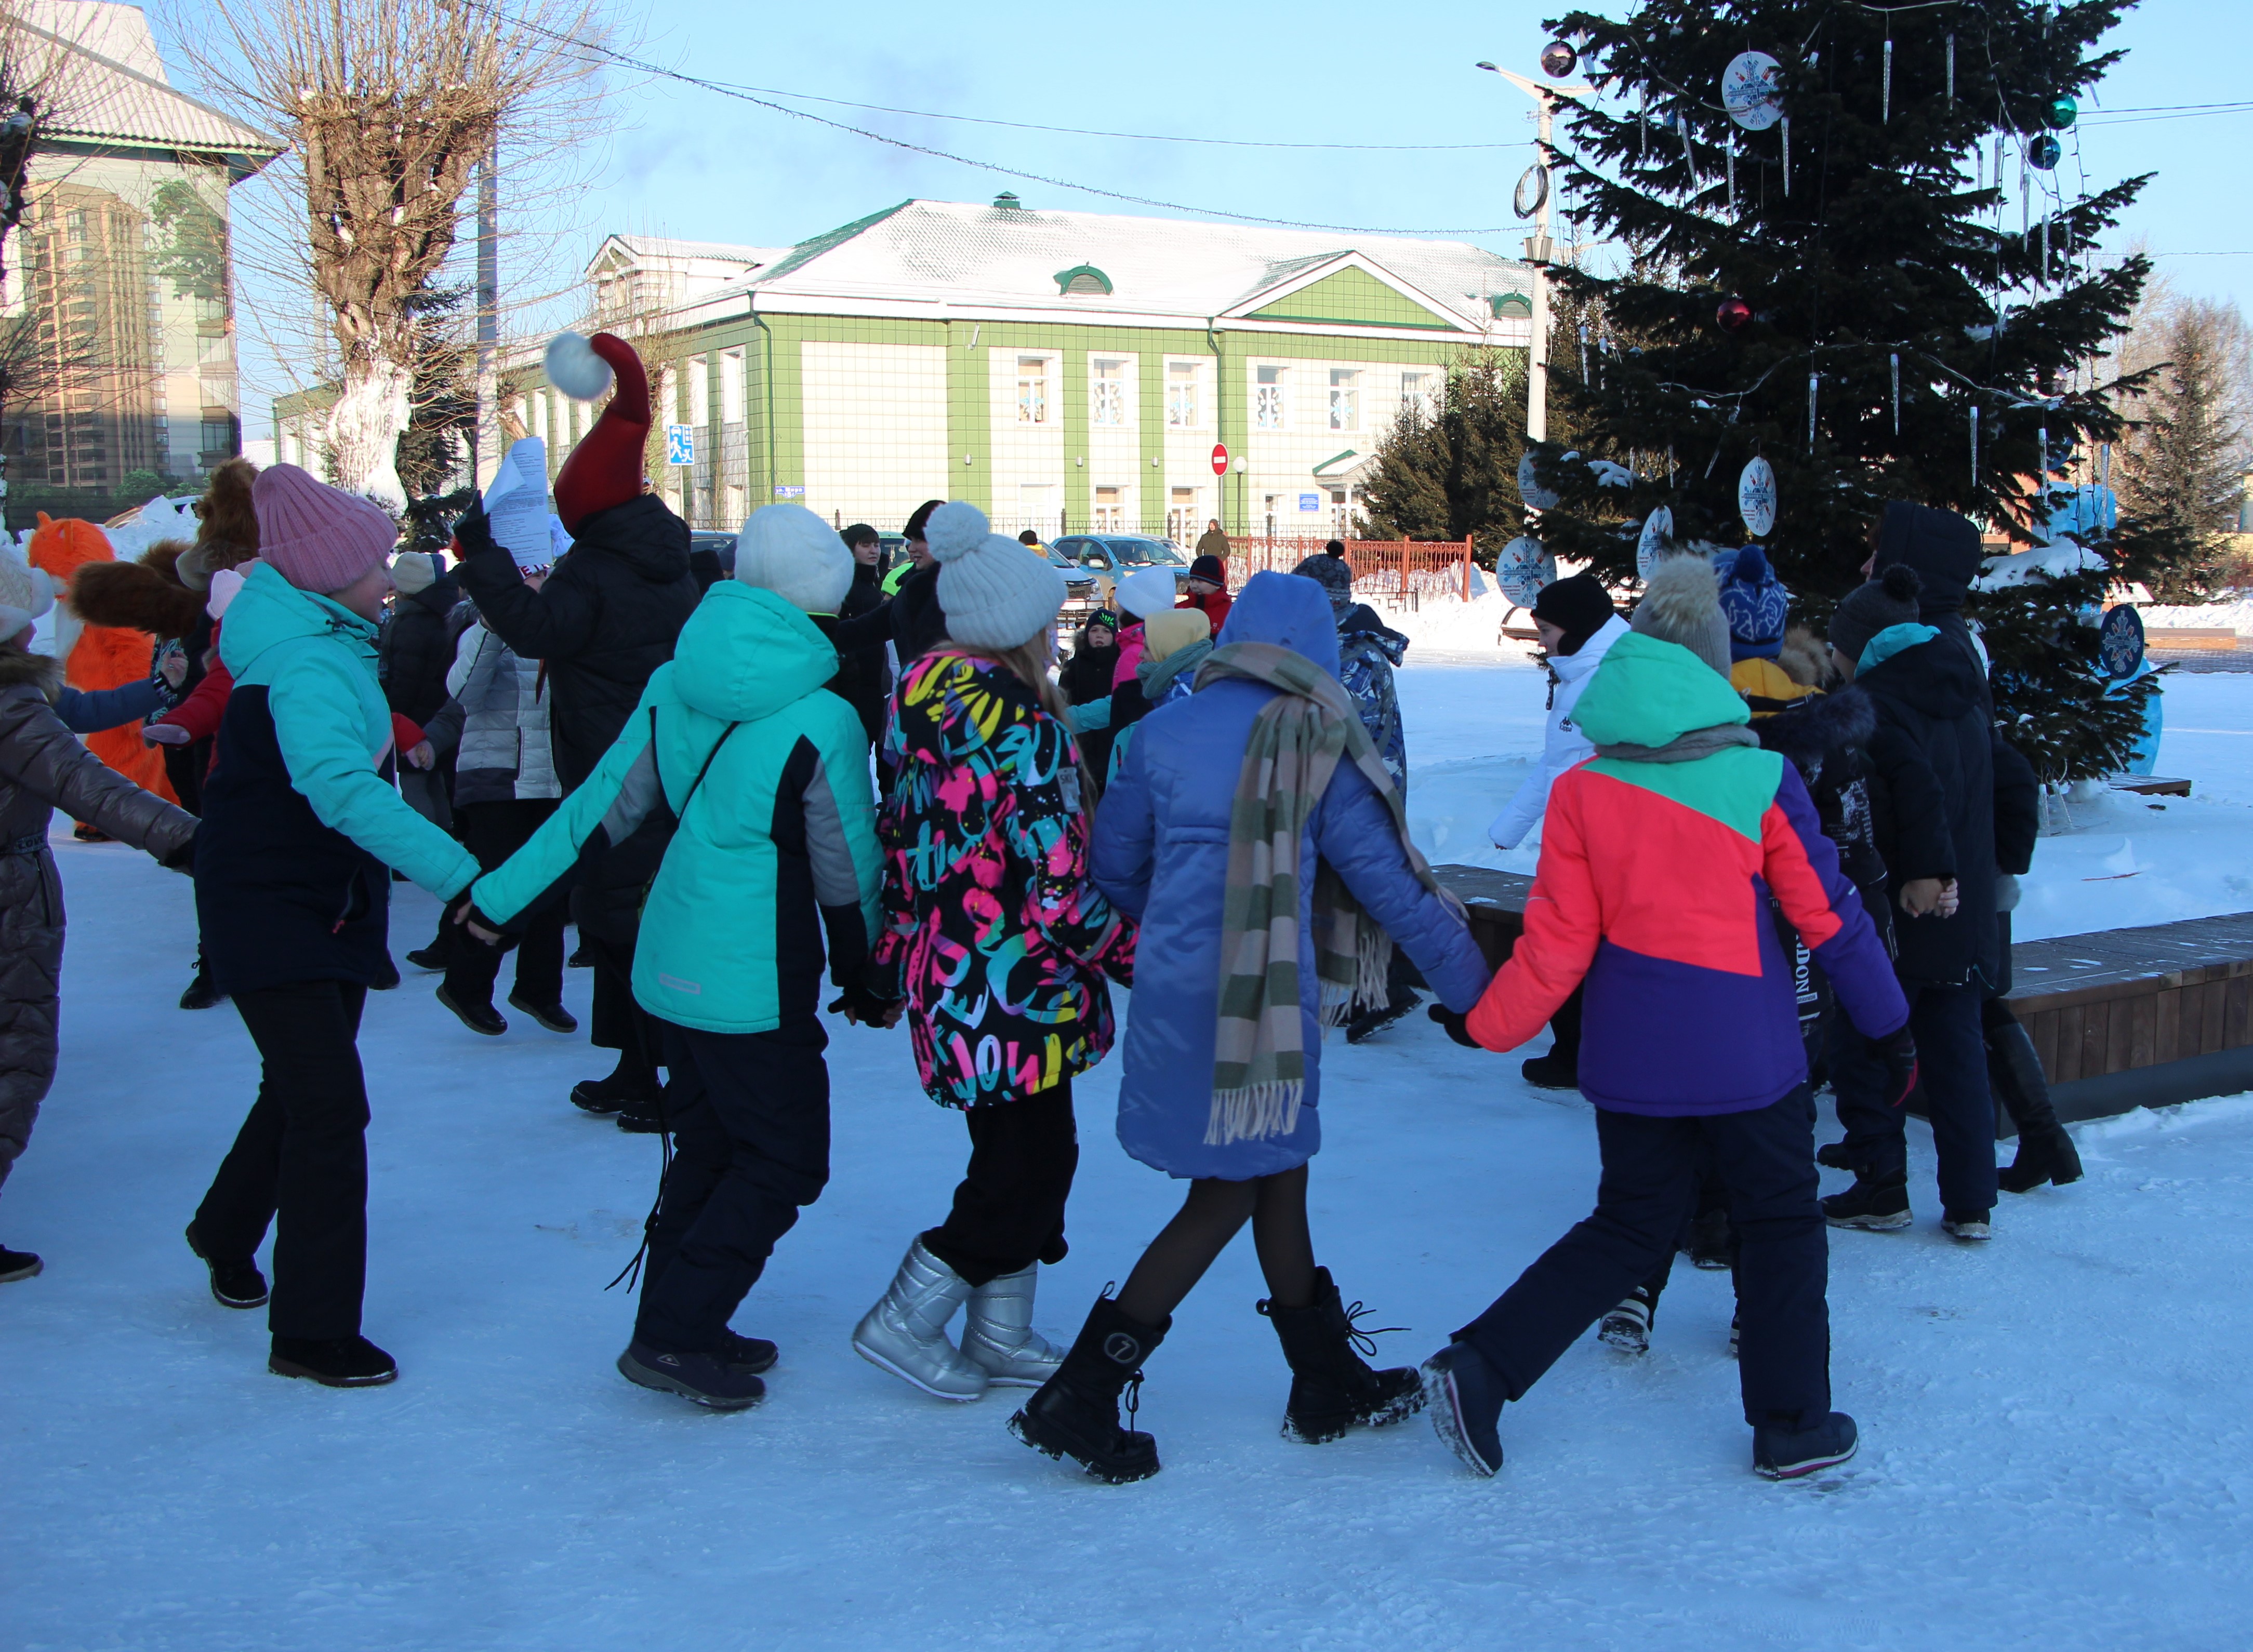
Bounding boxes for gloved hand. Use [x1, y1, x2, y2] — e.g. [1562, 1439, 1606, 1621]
[452, 493, 495, 558]
[159, 829, 197, 874]
[1429, 1003, 1482, 1049]
[831, 980, 904, 1028]
[452, 898, 520, 953]
[1870, 1024, 1919, 1108]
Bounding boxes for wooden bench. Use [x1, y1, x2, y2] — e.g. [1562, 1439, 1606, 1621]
[1428, 865, 2253, 1129]
[2145, 628, 2238, 651]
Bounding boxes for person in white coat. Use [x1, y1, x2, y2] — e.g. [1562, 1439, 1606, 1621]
[1486, 573, 1627, 1089]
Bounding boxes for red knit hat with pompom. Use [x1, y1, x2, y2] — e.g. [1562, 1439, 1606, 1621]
[548, 331, 650, 533]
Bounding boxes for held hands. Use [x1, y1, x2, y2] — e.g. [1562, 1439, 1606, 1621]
[1898, 877, 1950, 918]
[1428, 1003, 1483, 1049]
[450, 898, 510, 949]
[404, 740, 436, 771]
[1870, 1024, 1920, 1108]
[142, 722, 192, 746]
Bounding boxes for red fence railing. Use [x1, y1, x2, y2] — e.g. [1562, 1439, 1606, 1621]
[1225, 536, 1476, 608]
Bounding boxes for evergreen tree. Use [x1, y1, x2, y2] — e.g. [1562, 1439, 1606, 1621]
[1358, 349, 1528, 562]
[2117, 296, 2251, 601]
[1527, 0, 2159, 779]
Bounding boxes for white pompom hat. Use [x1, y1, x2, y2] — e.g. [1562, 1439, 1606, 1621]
[0, 547, 51, 637]
[1116, 565, 1178, 621]
[926, 500, 1065, 649]
[735, 502, 854, 614]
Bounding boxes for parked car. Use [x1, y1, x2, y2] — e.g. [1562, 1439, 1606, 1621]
[689, 530, 739, 576]
[1050, 535, 1192, 622]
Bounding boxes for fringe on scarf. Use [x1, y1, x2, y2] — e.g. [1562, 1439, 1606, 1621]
[1205, 1080, 1306, 1147]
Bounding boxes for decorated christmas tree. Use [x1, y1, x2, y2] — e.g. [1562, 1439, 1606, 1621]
[1520, 0, 2161, 780]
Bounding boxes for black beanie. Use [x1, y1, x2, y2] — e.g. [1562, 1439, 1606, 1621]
[1530, 573, 1617, 656]
[1830, 565, 1925, 667]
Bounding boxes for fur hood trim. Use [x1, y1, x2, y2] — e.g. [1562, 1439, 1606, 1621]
[0, 643, 65, 702]
[70, 540, 206, 639]
[1757, 681, 1875, 776]
[1777, 624, 1834, 691]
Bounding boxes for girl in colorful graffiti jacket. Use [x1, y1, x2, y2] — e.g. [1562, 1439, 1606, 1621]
[852, 502, 1135, 1404]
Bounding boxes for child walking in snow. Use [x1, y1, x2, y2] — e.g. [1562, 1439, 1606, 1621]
[1009, 571, 1488, 1485]
[462, 502, 885, 1411]
[851, 502, 1133, 1404]
[1421, 555, 1912, 1482]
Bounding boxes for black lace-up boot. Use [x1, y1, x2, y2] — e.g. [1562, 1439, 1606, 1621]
[1259, 1267, 1424, 1443]
[1010, 1295, 1168, 1484]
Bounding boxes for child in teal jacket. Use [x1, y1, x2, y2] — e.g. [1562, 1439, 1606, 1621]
[468, 550, 884, 1410]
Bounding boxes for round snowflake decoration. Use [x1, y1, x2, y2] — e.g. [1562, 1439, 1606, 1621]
[1496, 535, 1556, 607]
[2098, 604, 2145, 681]
[1636, 507, 1675, 582]
[1721, 51, 1784, 131]
[1517, 451, 1560, 512]
[1738, 457, 1778, 539]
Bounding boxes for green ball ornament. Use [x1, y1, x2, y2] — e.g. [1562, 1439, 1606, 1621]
[2048, 95, 2077, 129]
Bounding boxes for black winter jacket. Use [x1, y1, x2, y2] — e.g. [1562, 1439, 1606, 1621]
[888, 561, 948, 664]
[454, 494, 699, 791]
[827, 563, 892, 745]
[1857, 637, 1997, 988]
[1756, 685, 1894, 958]
[379, 571, 462, 725]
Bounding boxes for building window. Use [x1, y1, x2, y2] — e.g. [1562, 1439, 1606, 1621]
[721, 349, 745, 424]
[1091, 357, 1127, 427]
[1017, 356, 1049, 424]
[687, 355, 709, 427]
[1329, 369, 1359, 432]
[1167, 486, 1199, 544]
[1401, 371, 1433, 418]
[1094, 485, 1123, 530]
[1167, 362, 1199, 429]
[1331, 488, 1350, 535]
[1254, 365, 1287, 431]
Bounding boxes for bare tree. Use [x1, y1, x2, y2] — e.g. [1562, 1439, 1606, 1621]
[177, 0, 607, 503]
[2116, 293, 2253, 601]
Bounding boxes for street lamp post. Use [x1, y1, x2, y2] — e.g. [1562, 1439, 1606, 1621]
[1476, 63, 1594, 446]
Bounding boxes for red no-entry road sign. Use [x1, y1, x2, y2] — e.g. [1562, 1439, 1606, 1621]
[1210, 443, 1229, 476]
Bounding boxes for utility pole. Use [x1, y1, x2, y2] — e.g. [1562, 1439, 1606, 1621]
[1477, 63, 1593, 445]
[473, 132, 498, 487]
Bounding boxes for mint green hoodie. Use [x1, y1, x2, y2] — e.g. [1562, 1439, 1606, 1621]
[473, 582, 882, 1035]
[219, 562, 481, 896]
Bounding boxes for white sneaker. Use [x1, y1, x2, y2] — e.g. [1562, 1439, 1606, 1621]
[1597, 1296, 1651, 1355]
[1941, 1211, 1993, 1242]
[852, 1238, 990, 1401]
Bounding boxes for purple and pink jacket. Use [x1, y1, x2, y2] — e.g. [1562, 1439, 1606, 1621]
[1468, 631, 1907, 1115]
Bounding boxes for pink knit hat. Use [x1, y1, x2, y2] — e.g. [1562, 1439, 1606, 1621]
[251, 464, 398, 594]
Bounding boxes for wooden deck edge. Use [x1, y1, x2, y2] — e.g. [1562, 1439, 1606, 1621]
[2044, 1046, 2253, 1131]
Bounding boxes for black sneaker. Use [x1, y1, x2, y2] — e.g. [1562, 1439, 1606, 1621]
[1519, 1050, 1579, 1091]
[371, 954, 401, 991]
[0, 1245, 43, 1283]
[1598, 1294, 1652, 1355]
[404, 945, 449, 972]
[270, 1335, 397, 1387]
[1345, 990, 1422, 1045]
[184, 1221, 267, 1309]
[616, 1093, 667, 1134]
[1753, 1410, 1858, 1479]
[618, 1340, 765, 1409]
[1685, 1207, 1737, 1270]
[720, 1329, 779, 1374]
[435, 984, 507, 1036]
[569, 1064, 657, 1116]
[1823, 1175, 1912, 1231]
[178, 971, 226, 1011]
[507, 991, 579, 1034]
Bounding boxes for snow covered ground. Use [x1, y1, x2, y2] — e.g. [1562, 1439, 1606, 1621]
[8, 636, 2253, 1650]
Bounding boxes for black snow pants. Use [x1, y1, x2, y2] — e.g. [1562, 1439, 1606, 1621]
[635, 1017, 832, 1353]
[921, 1080, 1079, 1287]
[194, 981, 372, 1339]
[1459, 1086, 1832, 1427]
[442, 799, 565, 1009]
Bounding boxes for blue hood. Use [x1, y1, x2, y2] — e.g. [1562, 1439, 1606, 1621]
[1216, 570, 1341, 678]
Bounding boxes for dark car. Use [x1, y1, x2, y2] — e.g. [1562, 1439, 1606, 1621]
[690, 529, 738, 576]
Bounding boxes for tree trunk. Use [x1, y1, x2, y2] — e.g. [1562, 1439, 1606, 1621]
[327, 357, 413, 505]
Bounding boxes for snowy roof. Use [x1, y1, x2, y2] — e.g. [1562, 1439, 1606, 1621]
[592, 235, 793, 268]
[665, 198, 1532, 339]
[21, 1, 280, 164]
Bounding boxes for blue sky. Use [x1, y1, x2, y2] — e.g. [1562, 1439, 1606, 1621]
[160, 0, 2253, 415]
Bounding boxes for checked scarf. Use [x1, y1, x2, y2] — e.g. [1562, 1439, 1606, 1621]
[1193, 641, 1460, 1148]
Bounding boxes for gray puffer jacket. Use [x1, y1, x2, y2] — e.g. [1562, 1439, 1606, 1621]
[445, 622, 560, 807]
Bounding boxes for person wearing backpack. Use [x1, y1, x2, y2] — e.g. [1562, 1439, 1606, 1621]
[460, 508, 883, 1410]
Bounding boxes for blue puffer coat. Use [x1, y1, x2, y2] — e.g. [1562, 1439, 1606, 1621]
[1090, 572, 1490, 1180]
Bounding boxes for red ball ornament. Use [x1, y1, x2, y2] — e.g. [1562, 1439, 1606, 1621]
[1716, 297, 1752, 332]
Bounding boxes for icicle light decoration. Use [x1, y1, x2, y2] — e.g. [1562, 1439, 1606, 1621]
[1578, 323, 1589, 381]
[1970, 405, 1981, 478]
[1807, 372, 1819, 450]
[1883, 36, 1893, 123]
[1679, 103, 1699, 189]
[2099, 441, 2111, 489]
[1782, 116, 1792, 193]
[1946, 33, 1956, 103]
[1639, 89, 1649, 162]
[2040, 216, 2050, 285]
[1727, 132, 1737, 210]
[1890, 353, 1901, 435]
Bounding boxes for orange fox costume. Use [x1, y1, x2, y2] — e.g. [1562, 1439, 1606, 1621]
[26, 514, 177, 803]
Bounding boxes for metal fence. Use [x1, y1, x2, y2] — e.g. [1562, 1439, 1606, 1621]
[1224, 535, 1477, 609]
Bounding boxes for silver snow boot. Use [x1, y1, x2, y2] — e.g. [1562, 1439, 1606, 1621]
[852, 1237, 990, 1401]
[961, 1263, 1065, 1387]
